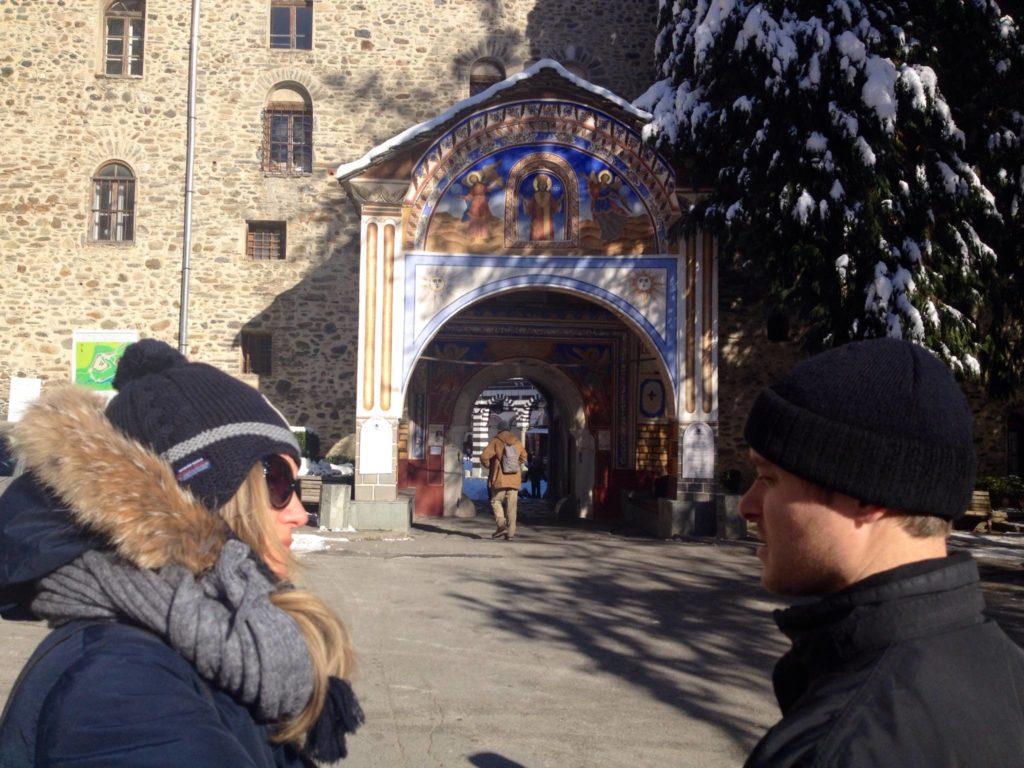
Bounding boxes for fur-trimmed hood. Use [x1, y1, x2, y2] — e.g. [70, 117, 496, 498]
[0, 386, 228, 610]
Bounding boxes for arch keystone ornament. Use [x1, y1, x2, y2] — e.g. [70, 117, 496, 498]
[336, 60, 720, 520]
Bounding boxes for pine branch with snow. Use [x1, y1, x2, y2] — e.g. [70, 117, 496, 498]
[638, 0, 1021, 388]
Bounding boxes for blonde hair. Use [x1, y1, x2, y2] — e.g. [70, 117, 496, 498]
[218, 463, 355, 744]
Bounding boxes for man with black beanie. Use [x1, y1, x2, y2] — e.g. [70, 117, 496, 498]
[740, 337, 1024, 767]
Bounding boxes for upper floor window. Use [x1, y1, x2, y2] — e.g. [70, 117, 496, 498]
[91, 162, 135, 242]
[270, 0, 312, 50]
[263, 85, 312, 173]
[105, 1, 145, 77]
[469, 58, 505, 96]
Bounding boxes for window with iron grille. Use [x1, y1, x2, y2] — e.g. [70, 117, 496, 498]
[263, 104, 312, 173]
[270, 0, 312, 50]
[105, 1, 145, 77]
[246, 221, 286, 260]
[241, 332, 273, 375]
[92, 162, 136, 242]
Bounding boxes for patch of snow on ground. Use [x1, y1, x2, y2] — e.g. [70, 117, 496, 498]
[291, 533, 331, 554]
[950, 532, 1024, 563]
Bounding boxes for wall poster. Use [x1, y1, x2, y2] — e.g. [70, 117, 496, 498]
[71, 330, 138, 393]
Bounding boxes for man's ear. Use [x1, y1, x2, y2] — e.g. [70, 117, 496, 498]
[854, 502, 890, 525]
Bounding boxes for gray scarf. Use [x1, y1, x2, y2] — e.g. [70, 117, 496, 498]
[32, 539, 314, 722]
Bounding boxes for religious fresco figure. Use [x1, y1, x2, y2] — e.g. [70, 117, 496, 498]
[587, 169, 631, 241]
[460, 163, 501, 242]
[520, 173, 563, 241]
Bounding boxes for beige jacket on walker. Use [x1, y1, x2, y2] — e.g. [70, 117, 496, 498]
[480, 430, 527, 490]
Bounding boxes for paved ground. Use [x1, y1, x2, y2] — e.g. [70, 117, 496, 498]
[1, 506, 1022, 768]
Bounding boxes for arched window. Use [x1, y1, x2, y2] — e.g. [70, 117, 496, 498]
[469, 58, 505, 96]
[91, 162, 135, 242]
[263, 85, 312, 173]
[562, 61, 588, 80]
[104, 1, 145, 77]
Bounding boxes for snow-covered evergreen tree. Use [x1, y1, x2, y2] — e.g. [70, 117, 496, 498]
[637, 0, 1022, 386]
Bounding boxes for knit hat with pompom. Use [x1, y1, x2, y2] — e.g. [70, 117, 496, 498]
[106, 339, 300, 510]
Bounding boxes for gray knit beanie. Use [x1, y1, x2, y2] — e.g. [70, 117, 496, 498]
[106, 339, 301, 510]
[743, 338, 976, 519]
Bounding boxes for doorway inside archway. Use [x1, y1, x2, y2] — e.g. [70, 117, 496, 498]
[397, 288, 675, 520]
[465, 377, 556, 510]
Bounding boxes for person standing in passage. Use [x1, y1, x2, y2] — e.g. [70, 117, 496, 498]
[480, 422, 527, 540]
[740, 337, 1024, 767]
[526, 457, 547, 499]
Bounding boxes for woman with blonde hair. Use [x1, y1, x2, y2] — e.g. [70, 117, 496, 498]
[0, 339, 362, 766]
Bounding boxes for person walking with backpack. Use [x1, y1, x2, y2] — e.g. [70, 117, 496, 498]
[480, 422, 527, 540]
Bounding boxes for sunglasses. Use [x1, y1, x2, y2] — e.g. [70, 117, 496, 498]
[263, 455, 303, 510]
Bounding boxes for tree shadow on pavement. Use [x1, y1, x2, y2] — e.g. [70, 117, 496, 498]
[446, 536, 791, 755]
[412, 521, 486, 540]
[468, 752, 526, 768]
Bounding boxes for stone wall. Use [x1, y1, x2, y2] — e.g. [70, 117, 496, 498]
[715, 273, 805, 490]
[0, 0, 657, 446]
[716, 270, 1019, 490]
[967, 386, 1023, 479]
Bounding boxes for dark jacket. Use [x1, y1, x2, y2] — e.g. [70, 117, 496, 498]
[0, 620, 302, 767]
[0, 389, 307, 768]
[746, 552, 1024, 768]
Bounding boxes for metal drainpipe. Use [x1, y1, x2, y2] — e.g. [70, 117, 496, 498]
[177, 0, 201, 354]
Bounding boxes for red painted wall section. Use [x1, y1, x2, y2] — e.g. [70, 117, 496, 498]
[398, 458, 445, 516]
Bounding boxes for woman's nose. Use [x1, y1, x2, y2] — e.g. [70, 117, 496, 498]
[281, 496, 308, 528]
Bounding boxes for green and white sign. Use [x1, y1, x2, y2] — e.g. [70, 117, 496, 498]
[72, 330, 138, 391]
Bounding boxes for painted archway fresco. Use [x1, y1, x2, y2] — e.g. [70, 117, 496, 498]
[400, 98, 681, 406]
[403, 261, 677, 402]
[424, 145, 654, 255]
[407, 99, 677, 257]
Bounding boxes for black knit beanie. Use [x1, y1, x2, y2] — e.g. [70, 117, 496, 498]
[743, 338, 976, 520]
[106, 339, 301, 510]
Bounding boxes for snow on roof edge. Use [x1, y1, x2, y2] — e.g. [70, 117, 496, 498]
[334, 58, 653, 182]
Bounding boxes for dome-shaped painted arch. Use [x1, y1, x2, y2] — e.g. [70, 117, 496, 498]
[401, 275, 678, 411]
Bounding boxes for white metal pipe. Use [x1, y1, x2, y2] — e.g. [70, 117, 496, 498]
[178, 0, 201, 354]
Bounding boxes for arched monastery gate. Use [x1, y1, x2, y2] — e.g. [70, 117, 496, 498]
[336, 61, 718, 525]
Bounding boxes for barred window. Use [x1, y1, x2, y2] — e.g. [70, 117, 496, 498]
[262, 85, 313, 174]
[241, 332, 273, 375]
[91, 162, 135, 242]
[270, 0, 312, 50]
[469, 58, 504, 96]
[246, 221, 286, 260]
[105, 1, 145, 77]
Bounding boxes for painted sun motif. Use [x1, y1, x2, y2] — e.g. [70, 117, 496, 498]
[420, 269, 449, 307]
[628, 270, 663, 307]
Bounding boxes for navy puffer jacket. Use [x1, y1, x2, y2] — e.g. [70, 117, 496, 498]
[0, 620, 305, 767]
[0, 385, 313, 768]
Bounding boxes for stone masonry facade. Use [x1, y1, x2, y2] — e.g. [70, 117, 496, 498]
[0, 0, 657, 447]
[1, 0, 1017, 484]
